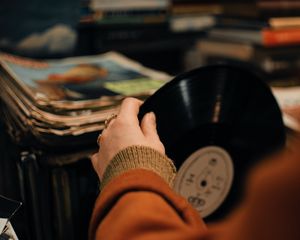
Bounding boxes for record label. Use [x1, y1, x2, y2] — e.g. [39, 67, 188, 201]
[173, 146, 234, 217]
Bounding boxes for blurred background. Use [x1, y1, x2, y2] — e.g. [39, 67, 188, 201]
[1, 0, 300, 239]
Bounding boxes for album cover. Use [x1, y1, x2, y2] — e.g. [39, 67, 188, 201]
[0, 51, 171, 146]
[0, 51, 170, 111]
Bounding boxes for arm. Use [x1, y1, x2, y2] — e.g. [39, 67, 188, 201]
[90, 98, 300, 240]
[90, 98, 207, 240]
[89, 168, 207, 240]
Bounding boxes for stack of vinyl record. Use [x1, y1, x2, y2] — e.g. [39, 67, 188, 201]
[0, 51, 170, 147]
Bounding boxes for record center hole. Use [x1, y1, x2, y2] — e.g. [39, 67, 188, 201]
[200, 180, 207, 187]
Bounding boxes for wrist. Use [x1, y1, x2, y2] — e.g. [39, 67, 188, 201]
[100, 145, 176, 190]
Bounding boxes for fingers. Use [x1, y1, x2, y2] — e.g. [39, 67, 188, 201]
[141, 112, 158, 139]
[102, 98, 142, 133]
[118, 97, 143, 123]
[141, 112, 165, 154]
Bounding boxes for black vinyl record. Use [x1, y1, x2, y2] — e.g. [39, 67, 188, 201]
[138, 64, 286, 222]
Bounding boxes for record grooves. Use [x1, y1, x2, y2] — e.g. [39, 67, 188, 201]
[139, 64, 285, 221]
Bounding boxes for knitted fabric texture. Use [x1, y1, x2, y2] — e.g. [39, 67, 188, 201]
[100, 145, 177, 190]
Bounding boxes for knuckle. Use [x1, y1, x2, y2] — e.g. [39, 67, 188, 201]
[91, 153, 98, 161]
[111, 118, 125, 128]
[101, 128, 109, 138]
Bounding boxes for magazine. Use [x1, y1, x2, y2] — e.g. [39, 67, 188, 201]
[0, 51, 171, 111]
[0, 52, 171, 145]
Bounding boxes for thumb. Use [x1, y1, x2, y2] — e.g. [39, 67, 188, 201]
[140, 112, 159, 139]
[91, 153, 103, 180]
[91, 153, 98, 171]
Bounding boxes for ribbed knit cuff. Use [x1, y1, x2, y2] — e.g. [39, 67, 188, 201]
[100, 145, 177, 190]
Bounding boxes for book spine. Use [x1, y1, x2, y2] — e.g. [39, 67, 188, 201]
[170, 15, 216, 32]
[263, 28, 300, 46]
[171, 4, 223, 15]
[99, 9, 167, 17]
[94, 15, 167, 25]
[91, 8, 168, 25]
[258, 1, 300, 9]
[90, 0, 169, 11]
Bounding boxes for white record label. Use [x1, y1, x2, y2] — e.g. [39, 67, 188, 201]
[173, 146, 234, 217]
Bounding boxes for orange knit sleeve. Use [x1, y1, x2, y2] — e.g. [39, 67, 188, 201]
[89, 169, 207, 240]
[89, 138, 300, 240]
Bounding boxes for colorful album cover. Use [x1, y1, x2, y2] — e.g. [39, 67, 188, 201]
[0, 52, 170, 103]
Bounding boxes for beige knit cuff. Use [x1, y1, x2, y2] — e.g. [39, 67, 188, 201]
[100, 145, 177, 190]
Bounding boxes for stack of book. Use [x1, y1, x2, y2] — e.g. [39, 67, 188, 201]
[0, 51, 171, 148]
[272, 85, 300, 132]
[78, 0, 172, 55]
[191, 0, 300, 85]
[83, 0, 169, 25]
[170, 0, 222, 32]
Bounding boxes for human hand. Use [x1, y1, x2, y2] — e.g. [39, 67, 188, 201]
[91, 97, 165, 180]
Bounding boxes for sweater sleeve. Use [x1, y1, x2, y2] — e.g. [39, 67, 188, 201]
[89, 141, 300, 240]
[99, 145, 176, 190]
[89, 169, 208, 240]
[89, 145, 207, 239]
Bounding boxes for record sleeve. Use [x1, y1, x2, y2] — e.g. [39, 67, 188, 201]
[0, 51, 172, 148]
[139, 64, 286, 221]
